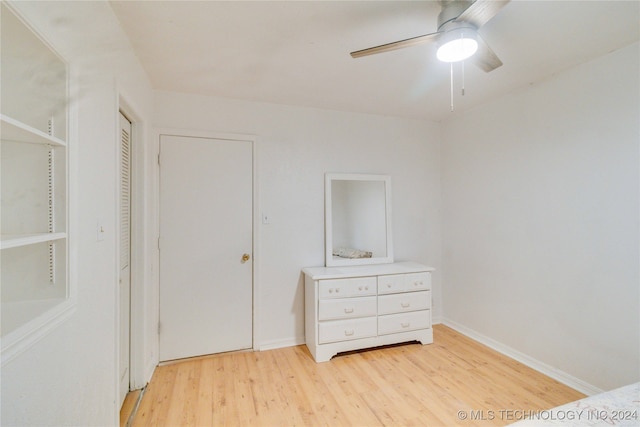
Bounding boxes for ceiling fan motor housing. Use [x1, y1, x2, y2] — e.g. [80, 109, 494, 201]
[438, 0, 475, 30]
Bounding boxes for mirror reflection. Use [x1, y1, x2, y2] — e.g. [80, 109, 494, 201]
[325, 174, 393, 267]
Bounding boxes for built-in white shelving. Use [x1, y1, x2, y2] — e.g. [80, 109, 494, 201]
[1, 114, 66, 147]
[1, 3, 72, 364]
[0, 232, 67, 250]
[1, 298, 67, 337]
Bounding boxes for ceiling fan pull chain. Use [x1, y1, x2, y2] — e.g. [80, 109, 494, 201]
[450, 62, 454, 112]
[461, 60, 466, 96]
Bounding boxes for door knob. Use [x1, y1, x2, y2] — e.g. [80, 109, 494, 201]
[241, 253, 251, 263]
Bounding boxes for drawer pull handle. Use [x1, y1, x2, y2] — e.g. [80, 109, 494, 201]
[401, 302, 410, 308]
[358, 286, 362, 291]
[401, 322, 410, 328]
[336, 288, 340, 293]
[344, 308, 354, 313]
[329, 288, 333, 293]
[344, 329, 355, 336]
[387, 284, 392, 288]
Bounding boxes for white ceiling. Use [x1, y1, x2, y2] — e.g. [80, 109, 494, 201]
[110, 0, 639, 122]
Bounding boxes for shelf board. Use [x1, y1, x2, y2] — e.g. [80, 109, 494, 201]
[1, 297, 66, 337]
[1, 297, 76, 366]
[1, 114, 66, 147]
[0, 232, 67, 250]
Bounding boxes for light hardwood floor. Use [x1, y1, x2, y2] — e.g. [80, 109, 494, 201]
[126, 325, 584, 426]
[121, 389, 141, 427]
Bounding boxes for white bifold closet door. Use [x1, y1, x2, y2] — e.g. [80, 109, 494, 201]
[118, 112, 132, 406]
[158, 134, 253, 362]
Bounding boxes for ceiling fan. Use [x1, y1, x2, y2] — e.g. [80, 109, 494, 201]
[350, 0, 510, 72]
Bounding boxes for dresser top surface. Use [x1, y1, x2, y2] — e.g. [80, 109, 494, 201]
[303, 261, 434, 280]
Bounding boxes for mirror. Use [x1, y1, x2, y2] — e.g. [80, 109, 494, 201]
[325, 173, 393, 267]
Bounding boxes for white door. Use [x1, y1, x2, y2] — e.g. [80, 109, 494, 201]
[118, 112, 132, 405]
[159, 134, 253, 361]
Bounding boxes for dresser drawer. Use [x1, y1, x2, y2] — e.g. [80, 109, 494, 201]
[404, 272, 431, 292]
[318, 317, 377, 344]
[319, 296, 377, 321]
[378, 272, 431, 294]
[377, 274, 405, 294]
[378, 310, 430, 335]
[318, 277, 377, 299]
[378, 291, 430, 315]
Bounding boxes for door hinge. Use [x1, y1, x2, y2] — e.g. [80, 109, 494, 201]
[157, 236, 161, 251]
[157, 153, 160, 166]
[158, 322, 161, 335]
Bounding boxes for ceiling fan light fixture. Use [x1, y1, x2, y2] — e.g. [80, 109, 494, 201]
[436, 27, 478, 63]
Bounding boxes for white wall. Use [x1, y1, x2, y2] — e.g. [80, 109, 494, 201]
[441, 42, 639, 393]
[1, 2, 154, 426]
[153, 91, 442, 348]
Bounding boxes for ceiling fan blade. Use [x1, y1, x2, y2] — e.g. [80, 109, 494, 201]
[472, 34, 503, 72]
[350, 31, 441, 58]
[456, 0, 510, 28]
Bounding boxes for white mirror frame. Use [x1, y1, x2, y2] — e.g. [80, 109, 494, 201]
[325, 173, 393, 267]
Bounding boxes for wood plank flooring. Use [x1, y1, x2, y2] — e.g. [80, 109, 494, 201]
[120, 389, 141, 427]
[129, 325, 584, 426]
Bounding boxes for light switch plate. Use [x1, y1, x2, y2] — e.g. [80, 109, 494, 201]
[97, 220, 105, 241]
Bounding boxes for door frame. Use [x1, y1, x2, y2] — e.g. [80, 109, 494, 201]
[154, 127, 260, 353]
[117, 96, 149, 395]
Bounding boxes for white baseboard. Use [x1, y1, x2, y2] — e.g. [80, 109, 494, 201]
[144, 355, 157, 385]
[258, 336, 306, 352]
[441, 317, 603, 396]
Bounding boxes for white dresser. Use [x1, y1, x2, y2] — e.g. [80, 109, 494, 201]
[303, 262, 434, 362]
